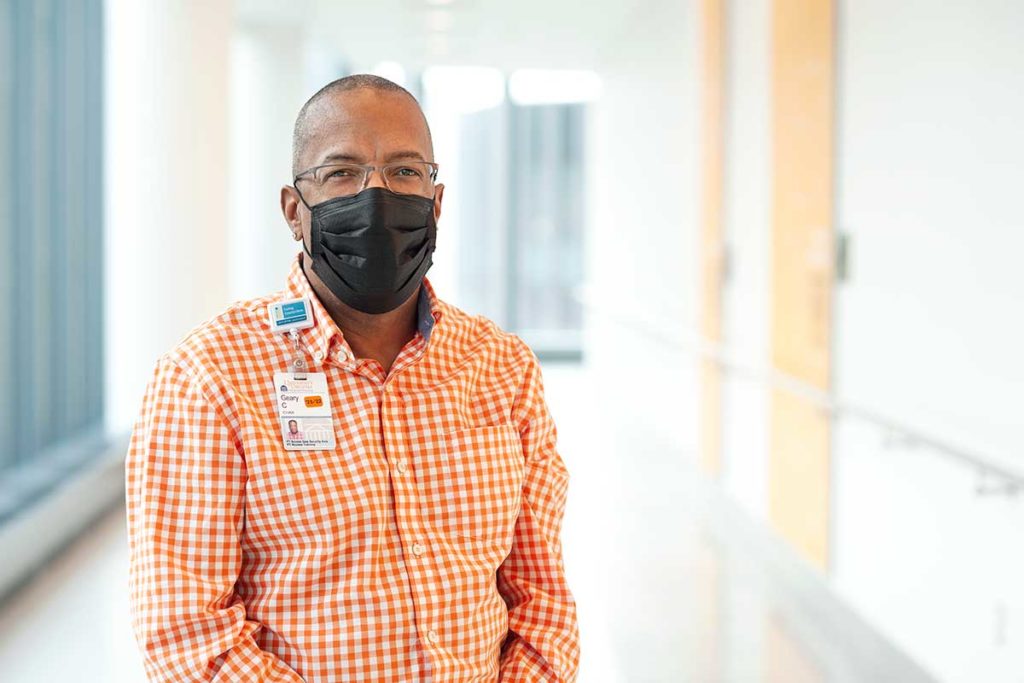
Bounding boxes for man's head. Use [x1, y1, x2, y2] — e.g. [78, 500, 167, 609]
[288, 419, 298, 434]
[281, 74, 443, 250]
[290, 74, 434, 177]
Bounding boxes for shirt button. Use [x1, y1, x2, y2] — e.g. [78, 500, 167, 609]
[412, 542, 425, 556]
[312, 350, 324, 362]
[337, 348, 349, 361]
[426, 629, 439, 645]
[396, 458, 407, 474]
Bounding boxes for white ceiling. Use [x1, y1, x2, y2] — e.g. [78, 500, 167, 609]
[237, 0, 646, 72]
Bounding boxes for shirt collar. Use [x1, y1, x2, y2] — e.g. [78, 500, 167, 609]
[282, 253, 442, 361]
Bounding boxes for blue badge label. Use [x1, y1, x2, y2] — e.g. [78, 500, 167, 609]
[267, 297, 314, 333]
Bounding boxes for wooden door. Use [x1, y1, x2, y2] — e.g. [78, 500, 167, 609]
[768, 0, 835, 571]
[699, 0, 726, 477]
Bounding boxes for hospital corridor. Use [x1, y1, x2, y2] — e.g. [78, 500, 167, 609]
[0, 0, 1021, 681]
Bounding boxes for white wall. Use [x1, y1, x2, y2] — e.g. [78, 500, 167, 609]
[228, 21, 308, 302]
[104, 0, 234, 432]
[720, 0, 771, 525]
[585, 0, 701, 458]
[831, 2, 1024, 681]
[834, 0, 1024, 474]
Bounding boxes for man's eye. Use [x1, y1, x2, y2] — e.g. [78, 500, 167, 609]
[325, 168, 359, 180]
[393, 166, 423, 178]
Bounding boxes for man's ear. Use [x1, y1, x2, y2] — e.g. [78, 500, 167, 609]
[432, 183, 445, 224]
[280, 185, 304, 239]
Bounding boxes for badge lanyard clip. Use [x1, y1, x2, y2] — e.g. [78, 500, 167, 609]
[289, 329, 309, 379]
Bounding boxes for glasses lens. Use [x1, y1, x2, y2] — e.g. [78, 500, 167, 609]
[315, 164, 366, 201]
[383, 162, 435, 196]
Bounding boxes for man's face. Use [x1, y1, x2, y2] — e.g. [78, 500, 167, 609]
[288, 421, 298, 434]
[281, 89, 444, 252]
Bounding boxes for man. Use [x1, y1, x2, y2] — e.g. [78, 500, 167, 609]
[126, 74, 580, 682]
[286, 419, 303, 440]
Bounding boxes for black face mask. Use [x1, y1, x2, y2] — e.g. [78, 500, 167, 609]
[302, 187, 438, 314]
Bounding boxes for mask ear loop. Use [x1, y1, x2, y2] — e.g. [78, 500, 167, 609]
[293, 182, 316, 260]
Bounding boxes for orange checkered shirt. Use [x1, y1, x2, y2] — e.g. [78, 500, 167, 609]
[126, 254, 580, 682]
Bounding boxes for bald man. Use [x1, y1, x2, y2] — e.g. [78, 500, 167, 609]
[126, 74, 581, 682]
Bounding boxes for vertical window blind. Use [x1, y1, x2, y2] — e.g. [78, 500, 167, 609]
[0, 0, 104, 523]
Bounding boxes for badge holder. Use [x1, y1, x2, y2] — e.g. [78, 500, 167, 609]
[268, 297, 335, 451]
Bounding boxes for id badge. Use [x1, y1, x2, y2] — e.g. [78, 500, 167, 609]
[274, 372, 336, 451]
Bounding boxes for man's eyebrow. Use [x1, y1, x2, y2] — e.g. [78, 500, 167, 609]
[384, 150, 427, 162]
[320, 152, 365, 164]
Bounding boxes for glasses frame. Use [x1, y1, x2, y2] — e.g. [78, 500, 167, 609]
[292, 160, 440, 206]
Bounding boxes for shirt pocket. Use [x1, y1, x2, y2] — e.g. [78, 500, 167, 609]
[425, 424, 525, 547]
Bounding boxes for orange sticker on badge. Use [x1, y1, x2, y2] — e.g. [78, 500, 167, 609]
[304, 395, 324, 408]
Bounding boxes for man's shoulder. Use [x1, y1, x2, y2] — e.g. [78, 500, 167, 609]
[434, 297, 536, 369]
[161, 290, 283, 376]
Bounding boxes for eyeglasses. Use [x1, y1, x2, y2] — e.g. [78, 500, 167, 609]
[293, 161, 440, 206]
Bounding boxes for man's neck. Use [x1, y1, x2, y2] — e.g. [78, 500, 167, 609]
[301, 254, 418, 371]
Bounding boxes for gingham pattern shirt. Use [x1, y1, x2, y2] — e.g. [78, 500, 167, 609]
[126, 255, 580, 682]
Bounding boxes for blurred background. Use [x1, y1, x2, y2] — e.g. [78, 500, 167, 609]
[0, 0, 1022, 681]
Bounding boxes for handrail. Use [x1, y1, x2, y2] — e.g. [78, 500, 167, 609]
[579, 296, 1023, 495]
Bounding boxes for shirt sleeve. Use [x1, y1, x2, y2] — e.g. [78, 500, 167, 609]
[125, 356, 305, 683]
[497, 342, 581, 682]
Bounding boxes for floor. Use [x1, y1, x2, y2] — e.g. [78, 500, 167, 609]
[0, 362, 933, 682]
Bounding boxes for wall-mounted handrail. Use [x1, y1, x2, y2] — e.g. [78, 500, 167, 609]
[579, 296, 1023, 494]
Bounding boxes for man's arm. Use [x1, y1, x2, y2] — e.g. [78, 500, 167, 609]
[497, 342, 581, 682]
[126, 357, 305, 683]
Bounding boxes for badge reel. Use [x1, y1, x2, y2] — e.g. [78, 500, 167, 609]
[267, 298, 336, 451]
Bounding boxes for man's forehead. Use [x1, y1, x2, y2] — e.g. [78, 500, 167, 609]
[301, 89, 432, 164]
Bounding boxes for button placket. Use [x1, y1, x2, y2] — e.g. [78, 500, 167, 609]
[379, 383, 438, 639]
